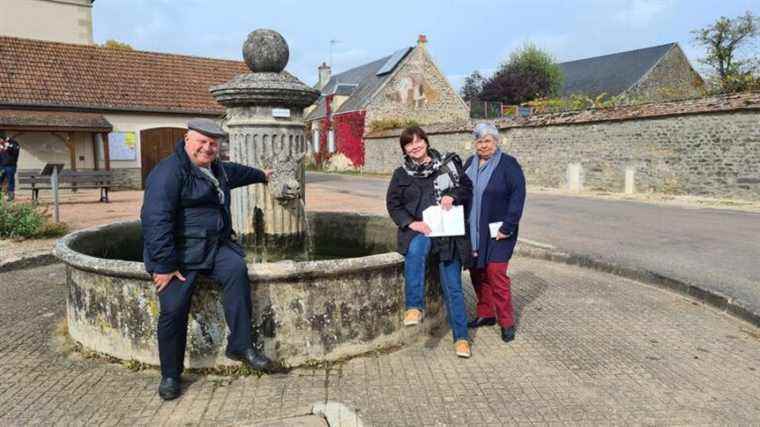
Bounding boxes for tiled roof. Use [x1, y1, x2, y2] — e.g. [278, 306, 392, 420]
[0, 36, 248, 115]
[497, 90, 760, 128]
[305, 48, 412, 121]
[0, 109, 112, 132]
[558, 43, 676, 98]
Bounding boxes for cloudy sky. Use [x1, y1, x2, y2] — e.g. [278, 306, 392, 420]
[93, 0, 758, 89]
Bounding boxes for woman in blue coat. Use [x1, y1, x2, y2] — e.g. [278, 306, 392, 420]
[464, 123, 526, 343]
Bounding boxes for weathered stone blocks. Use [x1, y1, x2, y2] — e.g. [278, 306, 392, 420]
[54, 213, 445, 369]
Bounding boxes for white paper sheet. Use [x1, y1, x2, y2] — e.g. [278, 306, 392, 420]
[422, 205, 465, 237]
[489, 221, 504, 238]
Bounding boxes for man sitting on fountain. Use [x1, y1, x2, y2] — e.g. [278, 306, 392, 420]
[141, 118, 275, 401]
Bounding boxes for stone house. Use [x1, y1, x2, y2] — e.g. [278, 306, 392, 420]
[0, 35, 247, 189]
[558, 43, 705, 102]
[0, 0, 95, 45]
[305, 35, 469, 167]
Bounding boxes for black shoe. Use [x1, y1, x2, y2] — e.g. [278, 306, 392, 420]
[501, 326, 516, 343]
[225, 347, 275, 373]
[158, 377, 181, 401]
[467, 317, 496, 328]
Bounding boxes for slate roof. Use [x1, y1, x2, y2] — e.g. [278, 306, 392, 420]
[0, 36, 248, 115]
[305, 48, 412, 121]
[558, 43, 676, 98]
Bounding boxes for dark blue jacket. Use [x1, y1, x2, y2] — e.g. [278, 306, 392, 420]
[141, 140, 267, 274]
[464, 153, 526, 269]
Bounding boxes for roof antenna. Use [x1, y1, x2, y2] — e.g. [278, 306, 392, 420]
[329, 39, 342, 67]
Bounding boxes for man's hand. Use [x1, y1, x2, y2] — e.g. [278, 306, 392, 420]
[264, 169, 273, 181]
[495, 231, 510, 240]
[440, 195, 454, 211]
[409, 221, 432, 236]
[153, 270, 186, 293]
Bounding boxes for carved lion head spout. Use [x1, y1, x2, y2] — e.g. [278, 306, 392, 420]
[266, 149, 304, 200]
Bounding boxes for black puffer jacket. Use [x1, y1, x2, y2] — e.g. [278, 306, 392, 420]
[0, 139, 20, 166]
[141, 139, 267, 274]
[386, 153, 473, 266]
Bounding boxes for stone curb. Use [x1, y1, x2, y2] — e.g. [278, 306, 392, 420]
[0, 249, 57, 273]
[515, 240, 760, 328]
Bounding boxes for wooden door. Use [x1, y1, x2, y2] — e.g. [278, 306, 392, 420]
[140, 127, 186, 188]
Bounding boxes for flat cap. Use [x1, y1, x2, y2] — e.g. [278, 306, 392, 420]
[187, 118, 226, 138]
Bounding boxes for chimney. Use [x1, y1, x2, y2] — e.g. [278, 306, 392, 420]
[417, 34, 427, 45]
[317, 62, 331, 90]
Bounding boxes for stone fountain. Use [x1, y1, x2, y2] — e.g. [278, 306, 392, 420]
[53, 30, 445, 370]
[211, 29, 316, 256]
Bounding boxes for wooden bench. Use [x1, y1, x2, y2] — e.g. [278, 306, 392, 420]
[18, 170, 113, 203]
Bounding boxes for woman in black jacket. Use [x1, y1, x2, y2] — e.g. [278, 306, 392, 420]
[386, 126, 474, 358]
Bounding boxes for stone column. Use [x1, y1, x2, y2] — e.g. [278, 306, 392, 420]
[211, 30, 320, 252]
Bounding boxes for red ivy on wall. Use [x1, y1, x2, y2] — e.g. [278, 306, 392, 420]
[332, 110, 366, 166]
[315, 94, 335, 165]
[314, 94, 366, 167]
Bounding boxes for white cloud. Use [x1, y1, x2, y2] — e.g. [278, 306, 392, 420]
[613, 0, 676, 28]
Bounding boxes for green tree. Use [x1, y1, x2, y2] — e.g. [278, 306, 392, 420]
[480, 43, 564, 104]
[692, 11, 760, 91]
[460, 70, 484, 102]
[100, 39, 134, 51]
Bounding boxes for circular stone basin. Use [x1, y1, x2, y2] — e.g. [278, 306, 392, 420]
[53, 212, 444, 369]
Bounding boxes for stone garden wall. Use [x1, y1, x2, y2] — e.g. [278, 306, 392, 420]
[364, 92, 760, 200]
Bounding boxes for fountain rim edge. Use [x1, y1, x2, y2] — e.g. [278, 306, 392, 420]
[53, 219, 403, 282]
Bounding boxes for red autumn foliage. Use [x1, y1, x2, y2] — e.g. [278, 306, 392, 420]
[314, 94, 334, 165]
[332, 110, 366, 166]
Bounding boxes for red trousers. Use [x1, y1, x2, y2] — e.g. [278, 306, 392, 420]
[469, 262, 514, 328]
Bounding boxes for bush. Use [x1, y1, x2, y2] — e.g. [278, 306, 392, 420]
[480, 43, 564, 104]
[525, 92, 643, 114]
[0, 200, 68, 239]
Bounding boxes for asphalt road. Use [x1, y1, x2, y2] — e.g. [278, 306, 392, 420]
[306, 171, 760, 315]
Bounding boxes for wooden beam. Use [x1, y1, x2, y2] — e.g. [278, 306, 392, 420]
[67, 132, 76, 171]
[92, 133, 100, 171]
[51, 132, 67, 143]
[102, 132, 111, 171]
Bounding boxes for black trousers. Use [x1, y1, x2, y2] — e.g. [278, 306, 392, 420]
[157, 243, 252, 378]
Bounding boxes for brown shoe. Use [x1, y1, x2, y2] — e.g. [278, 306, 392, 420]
[403, 309, 423, 326]
[454, 340, 471, 358]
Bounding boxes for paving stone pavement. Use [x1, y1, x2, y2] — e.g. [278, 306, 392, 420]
[1, 259, 759, 425]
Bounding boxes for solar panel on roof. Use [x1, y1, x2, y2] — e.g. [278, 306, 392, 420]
[376, 47, 412, 76]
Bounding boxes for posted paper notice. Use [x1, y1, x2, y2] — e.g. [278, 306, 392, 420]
[422, 205, 465, 237]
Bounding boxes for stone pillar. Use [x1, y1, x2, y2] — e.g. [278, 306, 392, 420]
[211, 30, 320, 250]
[567, 163, 583, 193]
[625, 166, 636, 194]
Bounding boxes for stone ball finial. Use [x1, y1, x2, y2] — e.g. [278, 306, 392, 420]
[243, 29, 289, 73]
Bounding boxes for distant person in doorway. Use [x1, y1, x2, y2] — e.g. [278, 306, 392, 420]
[465, 123, 526, 343]
[386, 126, 474, 358]
[0, 137, 21, 202]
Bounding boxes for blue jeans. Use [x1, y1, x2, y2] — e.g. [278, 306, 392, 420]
[404, 234, 469, 342]
[0, 166, 16, 193]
